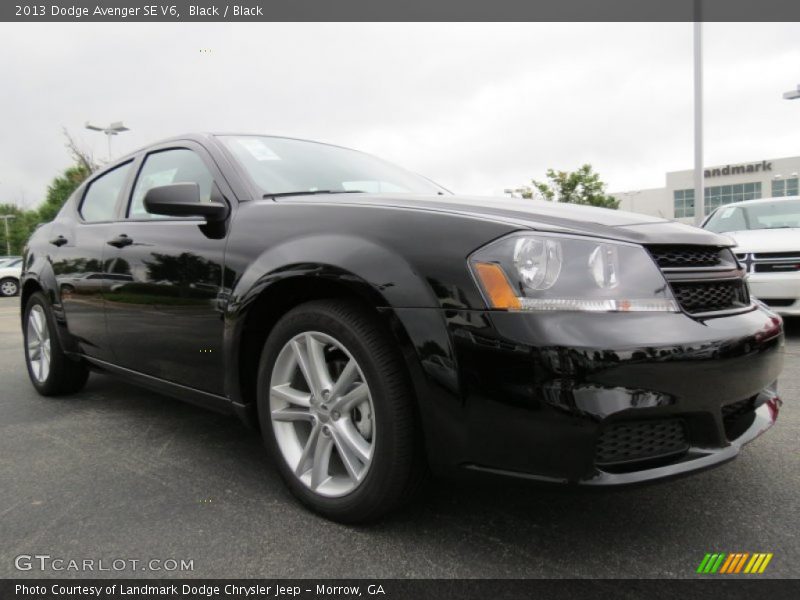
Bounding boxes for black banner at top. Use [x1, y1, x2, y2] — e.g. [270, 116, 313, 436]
[3, 0, 800, 22]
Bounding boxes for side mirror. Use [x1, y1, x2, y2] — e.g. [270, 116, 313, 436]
[143, 183, 229, 222]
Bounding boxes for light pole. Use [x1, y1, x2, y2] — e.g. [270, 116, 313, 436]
[85, 121, 130, 160]
[693, 16, 704, 226]
[0, 214, 16, 256]
[783, 85, 800, 100]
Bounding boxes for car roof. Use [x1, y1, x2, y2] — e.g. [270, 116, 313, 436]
[111, 132, 351, 166]
[715, 195, 800, 209]
[110, 132, 216, 164]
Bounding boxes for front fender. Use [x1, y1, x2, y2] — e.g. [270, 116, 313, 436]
[229, 233, 439, 311]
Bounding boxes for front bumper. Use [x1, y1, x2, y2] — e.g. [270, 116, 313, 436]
[748, 271, 800, 316]
[395, 304, 784, 484]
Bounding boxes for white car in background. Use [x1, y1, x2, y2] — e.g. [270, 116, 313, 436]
[0, 257, 22, 297]
[0, 256, 21, 267]
[703, 196, 800, 316]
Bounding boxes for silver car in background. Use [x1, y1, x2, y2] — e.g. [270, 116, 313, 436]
[703, 196, 800, 316]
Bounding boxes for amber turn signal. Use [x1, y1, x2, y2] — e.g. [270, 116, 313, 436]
[473, 262, 521, 310]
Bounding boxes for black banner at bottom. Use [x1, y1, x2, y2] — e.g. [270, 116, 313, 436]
[1, 579, 798, 600]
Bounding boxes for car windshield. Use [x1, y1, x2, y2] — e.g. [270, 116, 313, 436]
[218, 135, 446, 197]
[704, 199, 800, 233]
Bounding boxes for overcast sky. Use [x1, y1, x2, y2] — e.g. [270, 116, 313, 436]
[0, 22, 798, 208]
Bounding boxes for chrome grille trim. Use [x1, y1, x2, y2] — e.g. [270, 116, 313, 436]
[735, 251, 800, 274]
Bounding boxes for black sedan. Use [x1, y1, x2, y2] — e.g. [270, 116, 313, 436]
[20, 134, 784, 522]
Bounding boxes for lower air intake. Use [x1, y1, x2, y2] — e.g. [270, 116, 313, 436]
[596, 418, 689, 469]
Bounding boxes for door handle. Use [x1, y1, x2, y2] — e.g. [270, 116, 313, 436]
[49, 235, 68, 247]
[107, 234, 133, 248]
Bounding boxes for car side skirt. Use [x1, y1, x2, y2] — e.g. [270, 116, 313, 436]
[83, 356, 232, 415]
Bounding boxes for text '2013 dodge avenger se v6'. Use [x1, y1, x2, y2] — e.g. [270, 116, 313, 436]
[20, 134, 784, 522]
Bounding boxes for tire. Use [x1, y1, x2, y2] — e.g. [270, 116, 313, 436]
[257, 299, 424, 523]
[23, 291, 89, 396]
[0, 277, 19, 297]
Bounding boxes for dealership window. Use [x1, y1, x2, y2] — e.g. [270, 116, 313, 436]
[674, 189, 695, 218]
[675, 183, 762, 217]
[703, 182, 761, 212]
[771, 178, 799, 198]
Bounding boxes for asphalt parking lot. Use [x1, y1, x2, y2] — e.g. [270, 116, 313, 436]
[0, 295, 798, 579]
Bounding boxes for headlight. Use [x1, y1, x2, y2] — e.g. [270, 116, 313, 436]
[469, 233, 678, 312]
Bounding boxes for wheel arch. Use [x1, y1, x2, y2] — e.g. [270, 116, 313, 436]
[20, 259, 78, 355]
[227, 269, 424, 422]
[20, 277, 42, 314]
[228, 235, 444, 413]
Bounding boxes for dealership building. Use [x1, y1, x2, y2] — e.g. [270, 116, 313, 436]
[612, 156, 800, 223]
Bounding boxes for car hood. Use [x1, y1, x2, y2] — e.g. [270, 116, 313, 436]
[716, 228, 800, 254]
[280, 194, 733, 246]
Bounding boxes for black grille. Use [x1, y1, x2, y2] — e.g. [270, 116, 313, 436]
[648, 245, 748, 315]
[648, 245, 726, 269]
[670, 280, 749, 314]
[596, 419, 689, 468]
[722, 397, 756, 440]
[762, 298, 795, 307]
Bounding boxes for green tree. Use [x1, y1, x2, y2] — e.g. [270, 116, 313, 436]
[0, 204, 34, 256]
[36, 164, 92, 223]
[0, 164, 92, 255]
[509, 164, 620, 209]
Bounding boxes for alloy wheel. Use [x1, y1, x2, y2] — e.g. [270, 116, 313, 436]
[269, 331, 375, 497]
[27, 305, 51, 383]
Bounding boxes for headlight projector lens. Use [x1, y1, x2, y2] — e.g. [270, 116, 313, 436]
[513, 237, 562, 290]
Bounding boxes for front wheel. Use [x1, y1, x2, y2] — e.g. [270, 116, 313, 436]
[257, 299, 424, 523]
[23, 291, 89, 395]
[0, 277, 19, 297]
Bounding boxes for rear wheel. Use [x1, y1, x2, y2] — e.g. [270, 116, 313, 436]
[257, 299, 423, 522]
[23, 291, 89, 395]
[0, 277, 19, 297]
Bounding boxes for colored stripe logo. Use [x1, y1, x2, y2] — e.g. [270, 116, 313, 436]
[696, 552, 773, 574]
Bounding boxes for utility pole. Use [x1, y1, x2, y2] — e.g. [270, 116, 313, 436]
[0, 214, 16, 256]
[85, 121, 130, 160]
[693, 12, 704, 226]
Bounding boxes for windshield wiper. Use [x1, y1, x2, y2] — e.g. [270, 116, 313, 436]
[264, 190, 366, 199]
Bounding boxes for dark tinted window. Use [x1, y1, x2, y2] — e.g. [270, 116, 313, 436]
[80, 162, 132, 222]
[129, 149, 214, 219]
